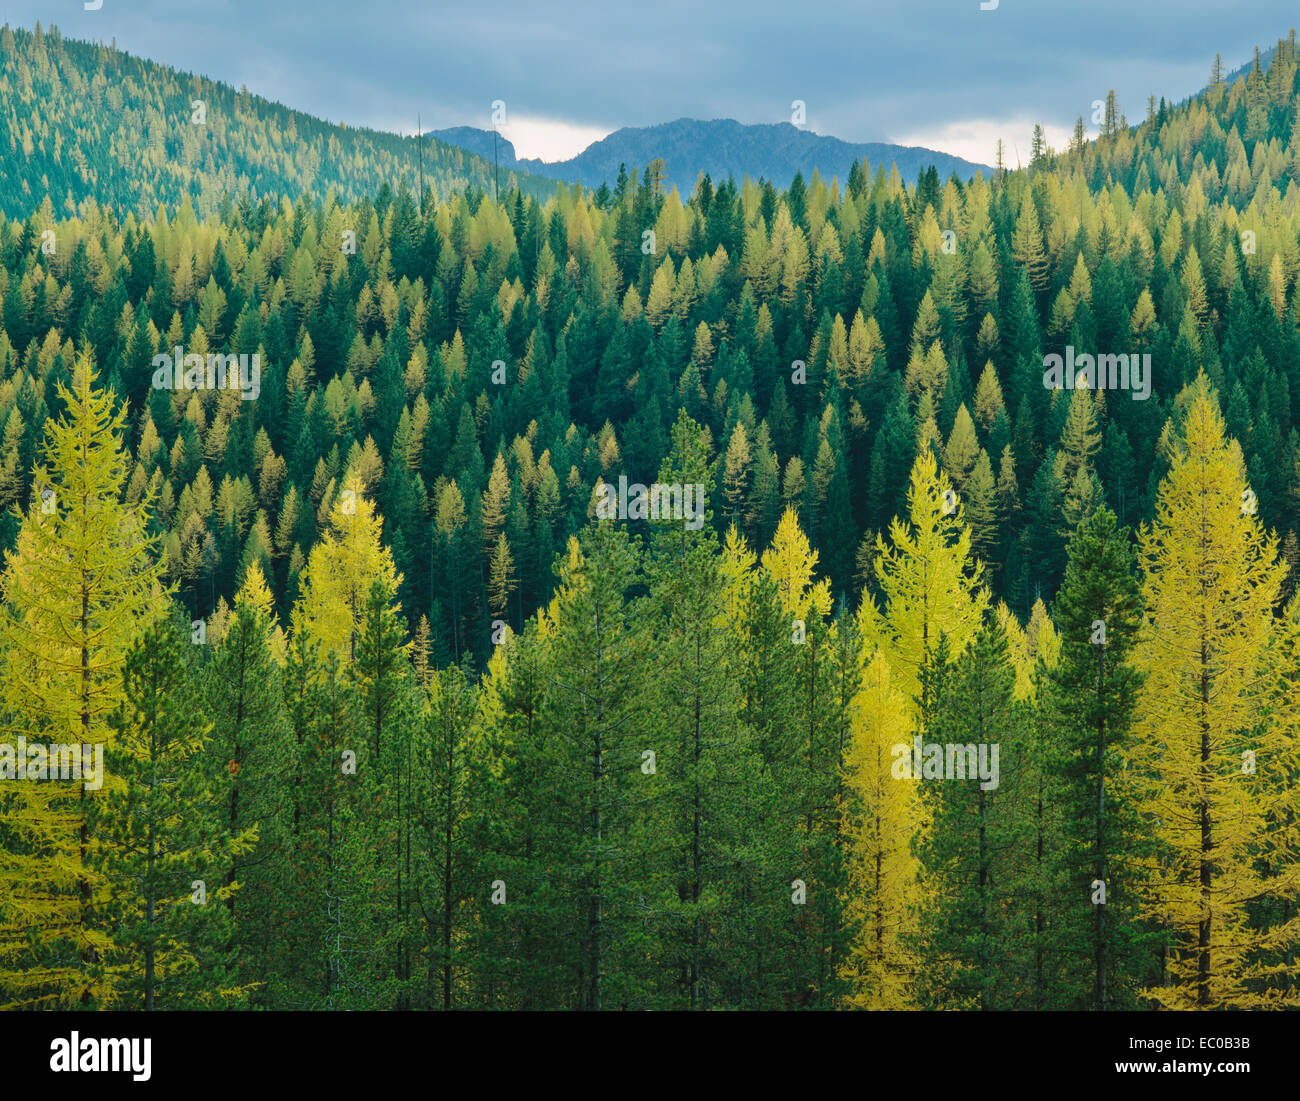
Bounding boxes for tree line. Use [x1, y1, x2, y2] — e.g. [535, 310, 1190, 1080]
[0, 359, 1296, 1010]
[0, 28, 1299, 1009]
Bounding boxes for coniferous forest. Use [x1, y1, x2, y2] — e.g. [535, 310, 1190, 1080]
[2, 20, 1300, 1015]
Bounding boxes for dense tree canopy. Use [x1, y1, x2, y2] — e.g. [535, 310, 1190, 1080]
[1, 27, 1299, 1010]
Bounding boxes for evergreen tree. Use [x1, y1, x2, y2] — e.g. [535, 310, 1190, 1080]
[1043, 506, 1152, 1009]
[201, 570, 294, 1005]
[840, 649, 922, 1008]
[1130, 378, 1300, 1008]
[94, 613, 256, 1008]
[0, 358, 163, 1007]
[920, 619, 1027, 1010]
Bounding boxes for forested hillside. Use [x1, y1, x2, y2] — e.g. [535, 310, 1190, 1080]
[1, 28, 1299, 1011]
[0, 23, 557, 221]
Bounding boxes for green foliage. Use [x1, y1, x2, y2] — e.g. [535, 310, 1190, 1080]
[94, 613, 256, 1008]
[3, 28, 1300, 1011]
[0, 24, 556, 220]
[1042, 507, 1156, 1009]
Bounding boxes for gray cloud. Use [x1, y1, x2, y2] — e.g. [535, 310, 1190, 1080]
[7, 0, 1295, 152]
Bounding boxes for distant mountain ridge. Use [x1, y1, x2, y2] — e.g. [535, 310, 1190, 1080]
[431, 117, 991, 191]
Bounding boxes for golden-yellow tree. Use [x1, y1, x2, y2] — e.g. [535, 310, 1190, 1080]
[861, 449, 990, 708]
[761, 507, 832, 625]
[840, 450, 990, 1008]
[292, 473, 399, 663]
[1129, 376, 1300, 1008]
[0, 357, 165, 1007]
[839, 648, 923, 1008]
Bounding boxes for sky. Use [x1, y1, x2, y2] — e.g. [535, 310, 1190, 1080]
[3, 0, 1295, 166]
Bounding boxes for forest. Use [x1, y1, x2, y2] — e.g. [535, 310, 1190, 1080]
[1, 23, 1299, 1010]
[0, 23, 553, 221]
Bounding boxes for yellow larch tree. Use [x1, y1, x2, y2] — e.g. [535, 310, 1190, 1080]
[1129, 376, 1300, 1008]
[841, 450, 990, 1009]
[760, 507, 832, 627]
[860, 449, 990, 710]
[0, 357, 165, 1007]
[839, 648, 924, 1008]
[291, 473, 399, 663]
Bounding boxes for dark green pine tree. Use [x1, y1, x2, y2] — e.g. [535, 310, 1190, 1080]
[867, 385, 916, 532]
[283, 637, 369, 1009]
[1019, 451, 1068, 602]
[784, 580, 850, 1008]
[639, 411, 755, 1009]
[733, 562, 805, 1008]
[541, 519, 645, 1010]
[461, 620, 579, 1009]
[819, 605, 860, 1007]
[278, 625, 330, 1006]
[1043, 505, 1156, 1009]
[200, 594, 294, 1005]
[919, 621, 1031, 1009]
[94, 612, 257, 1008]
[414, 659, 475, 1008]
[349, 576, 422, 1008]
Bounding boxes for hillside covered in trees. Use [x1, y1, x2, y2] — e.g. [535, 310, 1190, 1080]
[0, 23, 557, 222]
[1, 27, 1299, 1011]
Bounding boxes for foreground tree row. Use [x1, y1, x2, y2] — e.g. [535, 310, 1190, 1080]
[0, 361, 1296, 1010]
